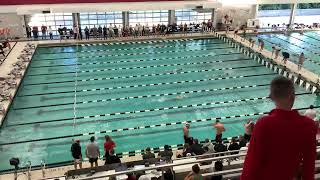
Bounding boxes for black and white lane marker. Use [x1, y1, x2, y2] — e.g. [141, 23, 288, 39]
[289, 34, 320, 49]
[14, 79, 274, 110]
[29, 58, 252, 76]
[30, 52, 243, 69]
[19, 65, 264, 96]
[2, 104, 316, 146]
[32, 46, 231, 61]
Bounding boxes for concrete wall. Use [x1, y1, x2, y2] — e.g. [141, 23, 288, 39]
[0, 13, 25, 39]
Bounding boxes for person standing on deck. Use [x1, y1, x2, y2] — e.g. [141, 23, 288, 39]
[213, 120, 225, 143]
[274, 44, 281, 59]
[183, 123, 191, 144]
[104, 135, 116, 158]
[298, 52, 305, 70]
[71, 139, 82, 169]
[244, 120, 254, 142]
[48, 26, 53, 40]
[86, 136, 100, 168]
[258, 39, 264, 52]
[241, 77, 317, 180]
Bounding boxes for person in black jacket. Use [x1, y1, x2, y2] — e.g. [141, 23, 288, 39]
[191, 139, 205, 155]
[105, 149, 121, 165]
[228, 137, 240, 155]
[71, 139, 82, 169]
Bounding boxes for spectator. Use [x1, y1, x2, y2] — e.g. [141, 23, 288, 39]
[191, 139, 205, 155]
[241, 76, 317, 180]
[244, 120, 254, 142]
[84, 26, 90, 40]
[58, 25, 63, 40]
[158, 145, 173, 160]
[182, 143, 193, 157]
[32, 26, 39, 39]
[304, 105, 317, 120]
[214, 140, 227, 156]
[104, 135, 116, 158]
[98, 25, 102, 39]
[48, 26, 53, 40]
[238, 135, 247, 148]
[26, 25, 32, 38]
[211, 161, 223, 180]
[184, 164, 202, 180]
[74, 25, 79, 40]
[228, 137, 240, 155]
[103, 25, 107, 40]
[71, 139, 82, 169]
[0, 46, 5, 57]
[86, 136, 100, 168]
[41, 24, 47, 39]
[202, 138, 214, 153]
[92, 25, 98, 39]
[142, 147, 155, 160]
[105, 149, 121, 165]
[213, 120, 225, 143]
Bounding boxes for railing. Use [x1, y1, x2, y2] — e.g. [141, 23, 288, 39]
[66, 145, 320, 180]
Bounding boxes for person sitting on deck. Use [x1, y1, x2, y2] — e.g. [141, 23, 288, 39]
[158, 145, 173, 161]
[2, 39, 11, 50]
[105, 149, 121, 165]
[202, 138, 214, 153]
[228, 137, 240, 155]
[191, 139, 205, 155]
[142, 147, 155, 160]
[214, 140, 227, 156]
[0, 45, 5, 57]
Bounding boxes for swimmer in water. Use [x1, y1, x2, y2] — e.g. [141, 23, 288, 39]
[176, 95, 184, 100]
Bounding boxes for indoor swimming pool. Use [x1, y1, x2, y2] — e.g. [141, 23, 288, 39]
[0, 37, 319, 171]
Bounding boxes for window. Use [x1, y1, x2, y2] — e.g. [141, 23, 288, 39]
[28, 13, 73, 35]
[79, 12, 123, 30]
[129, 10, 168, 26]
[295, 3, 320, 25]
[257, 4, 292, 28]
[175, 9, 212, 24]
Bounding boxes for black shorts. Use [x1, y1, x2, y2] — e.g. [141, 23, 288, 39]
[89, 158, 98, 163]
[215, 134, 222, 143]
[244, 134, 251, 142]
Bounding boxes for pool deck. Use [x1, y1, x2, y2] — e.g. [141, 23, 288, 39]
[223, 32, 320, 88]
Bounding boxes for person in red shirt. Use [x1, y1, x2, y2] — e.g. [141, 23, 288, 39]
[241, 76, 317, 180]
[104, 135, 116, 159]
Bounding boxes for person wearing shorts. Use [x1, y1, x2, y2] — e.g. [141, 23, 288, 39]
[71, 139, 82, 169]
[213, 120, 225, 143]
[86, 136, 100, 168]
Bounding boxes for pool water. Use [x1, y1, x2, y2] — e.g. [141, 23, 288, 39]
[245, 31, 320, 75]
[0, 38, 319, 171]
